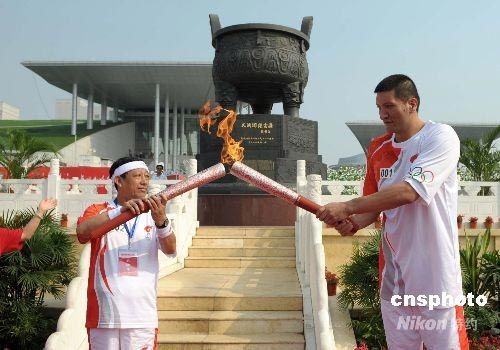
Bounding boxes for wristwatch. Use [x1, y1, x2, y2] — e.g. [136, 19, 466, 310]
[155, 218, 169, 229]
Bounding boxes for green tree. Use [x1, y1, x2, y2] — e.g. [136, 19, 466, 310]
[0, 129, 59, 179]
[0, 208, 77, 349]
[459, 125, 500, 182]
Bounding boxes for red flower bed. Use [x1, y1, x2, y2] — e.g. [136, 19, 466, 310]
[469, 335, 500, 350]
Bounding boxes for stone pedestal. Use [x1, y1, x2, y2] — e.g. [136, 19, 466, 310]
[197, 114, 327, 184]
[198, 194, 296, 226]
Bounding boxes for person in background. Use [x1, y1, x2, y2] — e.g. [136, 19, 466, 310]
[151, 162, 167, 180]
[0, 198, 58, 255]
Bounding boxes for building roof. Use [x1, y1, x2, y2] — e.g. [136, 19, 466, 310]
[336, 153, 366, 167]
[22, 61, 214, 111]
[347, 121, 500, 153]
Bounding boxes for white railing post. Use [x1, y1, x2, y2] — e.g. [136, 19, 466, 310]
[314, 244, 335, 349]
[306, 174, 335, 350]
[186, 159, 198, 229]
[308, 174, 323, 246]
[307, 174, 322, 346]
[47, 159, 61, 214]
[45, 244, 90, 350]
[305, 174, 323, 286]
[300, 174, 322, 349]
[296, 160, 307, 273]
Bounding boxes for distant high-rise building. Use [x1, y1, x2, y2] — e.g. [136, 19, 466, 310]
[0, 101, 20, 120]
[55, 99, 106, 120]
[55, 99, 88, 119]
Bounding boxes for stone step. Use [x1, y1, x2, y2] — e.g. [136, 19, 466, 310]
[192, 236, 295, 248]
[197, 226, 295, 237]
[157, 333, 305, 350]
[157, 296, 303, 312]
[157, 310, 303, 334]
[188, 246, 296, 257]
[184, 257, 296, 268]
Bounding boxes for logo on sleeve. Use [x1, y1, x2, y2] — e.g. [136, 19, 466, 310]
[408, 167, 434, 183]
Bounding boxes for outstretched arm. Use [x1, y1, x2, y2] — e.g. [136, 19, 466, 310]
[331, 212, 381, 236]
[21, 198, 57, 241]
[317, 182, 419, 226]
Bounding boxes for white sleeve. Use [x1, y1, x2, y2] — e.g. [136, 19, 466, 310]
[403, 124, 460, 205]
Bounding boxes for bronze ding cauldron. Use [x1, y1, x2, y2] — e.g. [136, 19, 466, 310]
[209, 15, 313, 118]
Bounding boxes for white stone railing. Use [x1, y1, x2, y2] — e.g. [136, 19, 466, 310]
[457, 182, 499, 221]
[295, 160, 335, 350]
[0, 179, 46, 213]
[322, 180, 500, 222]
[44, 159, 199, 350]
[45, 244, 90, 350]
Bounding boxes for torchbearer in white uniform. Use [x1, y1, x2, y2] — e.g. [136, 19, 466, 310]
[316, 75, 469, 350]
[77, 156, 176, 350]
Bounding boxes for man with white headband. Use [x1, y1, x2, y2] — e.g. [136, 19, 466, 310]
[76, 156, 176, 350]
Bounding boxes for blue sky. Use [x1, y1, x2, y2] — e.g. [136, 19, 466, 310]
[0, 0, 499, 164]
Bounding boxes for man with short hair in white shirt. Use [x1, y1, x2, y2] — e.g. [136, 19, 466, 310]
[151, 162, 167, 180]
[316, 75, 469, 349]
[77, 157, 176, 350]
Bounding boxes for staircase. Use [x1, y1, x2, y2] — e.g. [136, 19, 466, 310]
[156, 226, 305, 349]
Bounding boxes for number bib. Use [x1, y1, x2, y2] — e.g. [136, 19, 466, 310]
[380, 168, 394, 179]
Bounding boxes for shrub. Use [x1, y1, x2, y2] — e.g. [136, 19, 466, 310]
[460, 229, 500, 341]
[0, 208, 77, 349]
[337, 230, 386, 349]
[327, 166, 366, 181]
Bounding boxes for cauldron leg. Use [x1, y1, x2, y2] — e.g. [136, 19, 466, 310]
[250, 103, 273, 114]
[214, 80, 238, 111]
[283, 82, 302, 118]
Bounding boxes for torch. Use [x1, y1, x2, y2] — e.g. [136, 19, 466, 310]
[198, 102, 322, 215]
[229, 161, 321, 214]
[92, 163, 227, 237]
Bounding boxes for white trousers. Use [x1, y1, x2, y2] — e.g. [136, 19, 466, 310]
[381, 299, 469, 350]
[88, 328, 157, 350]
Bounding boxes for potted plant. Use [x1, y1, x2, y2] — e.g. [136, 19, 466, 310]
[457, 214, 464, 229]
[469, 216, 478, 229]
[325, 267, 339, 296]
[483, 216, 494, 229]
[60, 213, 68, 228]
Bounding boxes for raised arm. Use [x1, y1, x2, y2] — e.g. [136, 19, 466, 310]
[21, 198, 57, 241]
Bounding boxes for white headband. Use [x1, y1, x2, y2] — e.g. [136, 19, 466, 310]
[111, 161, 149, 180]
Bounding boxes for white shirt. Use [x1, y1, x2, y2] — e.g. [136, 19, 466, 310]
[365, 121, 463, 307]
[79, 201, 161, 328]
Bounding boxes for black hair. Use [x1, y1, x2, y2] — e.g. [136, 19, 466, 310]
[109, 156, 144, 189]
[374, 74, 420, 111]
